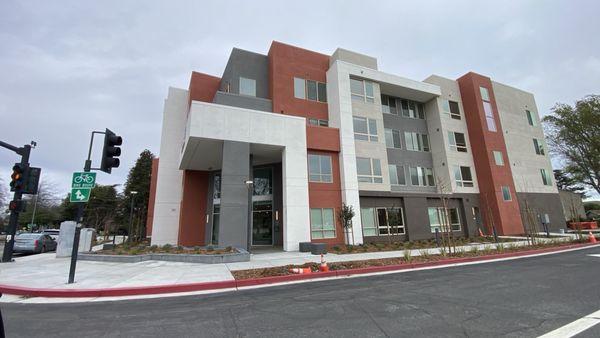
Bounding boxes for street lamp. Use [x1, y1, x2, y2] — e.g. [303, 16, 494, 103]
[128, 191, 138, 243]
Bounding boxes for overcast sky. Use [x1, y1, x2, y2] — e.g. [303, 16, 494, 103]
[1, 0, 599, 201]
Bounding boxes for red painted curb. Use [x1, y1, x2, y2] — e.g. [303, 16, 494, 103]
[0, 242, 596, 298]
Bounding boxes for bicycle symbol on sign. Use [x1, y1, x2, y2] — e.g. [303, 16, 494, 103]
[74, 173, 94, 184]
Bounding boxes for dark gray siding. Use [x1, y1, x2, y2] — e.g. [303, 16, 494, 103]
[516, 192, 566, 232]
[382, 111, 436, 194]
[213, 91, 272, 112]
[219, 48, 270, 99]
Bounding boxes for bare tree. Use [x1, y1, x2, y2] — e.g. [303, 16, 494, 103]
[436, 177, 456, 255]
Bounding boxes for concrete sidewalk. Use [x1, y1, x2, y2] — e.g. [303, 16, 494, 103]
[0, 236, 567, 294]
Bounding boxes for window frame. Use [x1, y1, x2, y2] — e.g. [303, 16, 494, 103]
[356, 157, 383, 183]
[381, 94, 398, 115]
[294, 77, 306, 99]
[310, 208, 336, 239]
[533, 138, 545, 155]
[376, 207, 406, 235]
[388, 164, 406, 186]
[353, 116, 378, 142]
[384, 128, 402, 149]
[453, 165, 474, 187]
[410, 166, 435, 187]
[308, 118, 329, 127]
[480, 87, 497, 132]
[540, 168, 552, 186]
[428, 207, 461, 233]
[294, 76, 327, 102]
[448, 131, 467, 152]
[401, 99, 426, 119]
[239, 77, 256, 97]
[350, 78, 375, 103]
[405, 132, 430, 152]
[526, 110, 536, 126]
[493, 151, 504, 166]
[308, 154, 333, 183]
[501, 186, 512, 201]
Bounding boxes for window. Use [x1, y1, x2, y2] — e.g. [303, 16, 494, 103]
[294, 77, 327, 102]
[400, 99, 425, 119]
[388, 165, 406, 185]
[410, 167, 435, 187]
[294, 77, 305, 99]
[377, 208, 405, 235]
[385, 128, 402, 149]
[239, 77, 256, 96]
[442, 100, 461, 119]
[501, 186, 512, 201]
[308, 154, 332, 183]
[213, 174, 221, 199]
[405, 132, 429, 152]
[381, 94, 398, 115]
[526, 110, 536, 126]
[448, 131, 467, 152]
[480, 86, 496, 132]
[253, 168, 272, 196]
[310, 208, 335, 239]
[353, 116, 378, 141]
[480, 87, 490, 101]
[356, 157, 383, 183]
[533, 138, 545, 155]
[308, 118, 329, 127]
[428, 207, 461, 233]
[350, 78, 374, 103]
[453, 166, 474, 187]
[493, 151, 504, 166]
[541, 168, 552, 186]
[361, 208, 405, 236]
[361, 208, 377, 236]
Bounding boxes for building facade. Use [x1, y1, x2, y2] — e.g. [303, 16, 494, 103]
[147, 41, 564, 251]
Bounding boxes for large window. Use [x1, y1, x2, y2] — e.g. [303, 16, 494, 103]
[310, 208, 335, 239]
[453, 166, 474, 187]
[308, 154, 332, 183]
[442, 100, 461, 120]
[480, 87, 496, 132]
[240, 77, 256, 96]
[448, 131, 467, 152]
[400, 99, 425, 119]
[253, 168, 273, 196]
[388, 165, 406, 186]
[385, 128, 402, 149]
[350, 78, 374, 103]
[501, 186, 512, 201]
[410, 166, 435, 187]
[356, 157, 383, 183]
[353, 116, 378, 142]
[533, 138, 545, 155]
[308, 118, 329, 127]
[294, 77, 327, 102]
[541, 168, 552, 186]
[213, 174, 221, 199]
[360, 208, 405, 236]
[526, 110, 536, 126]
[493, 151, 504, 166]
[428, 207, 461, 233]
[381, 94, 398, 115]
[405, 132, 429, 152]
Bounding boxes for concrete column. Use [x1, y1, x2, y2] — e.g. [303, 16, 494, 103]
[218, 141, 250, 249]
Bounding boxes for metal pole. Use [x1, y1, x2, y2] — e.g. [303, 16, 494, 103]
[30, 189, 39, 233]
[1, 144, 31, 262]
[67, 203, 84, 284]
[128, 194, 135, 243]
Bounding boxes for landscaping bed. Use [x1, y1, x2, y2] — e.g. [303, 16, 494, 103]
[94, 243, 236, 255]
[330, 236, 516, 254]
[232, 239, 585, 280]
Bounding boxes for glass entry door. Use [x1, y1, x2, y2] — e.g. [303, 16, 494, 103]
[252, 201, 273, 245]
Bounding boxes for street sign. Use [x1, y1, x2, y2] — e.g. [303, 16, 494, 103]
[70, 188, 91, 203]
[71, 172, 96, 189]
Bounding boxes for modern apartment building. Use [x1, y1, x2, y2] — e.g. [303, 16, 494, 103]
[146, 41, 564, 251]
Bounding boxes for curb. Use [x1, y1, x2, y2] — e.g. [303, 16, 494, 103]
[1, 242, 597, 298]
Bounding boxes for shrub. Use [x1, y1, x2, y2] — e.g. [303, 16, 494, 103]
[403, 249, 413, 263]
[332, 246, 340, 252]
[471, 246, 479, 255]
[454, 247, 465, 257]
[206, 246, 215, 252]
[162, 244, 173, 252]
[496, 243, 505, 253]
[419, 249, 430, 259]
[225, 246, 233, 252]
[440, 246, 447, 257]
[149, 245, 158, 253]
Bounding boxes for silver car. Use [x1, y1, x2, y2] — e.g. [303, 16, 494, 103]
[13, 233, 57, 254]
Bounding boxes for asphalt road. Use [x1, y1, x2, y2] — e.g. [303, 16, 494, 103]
[2, 246, 600, 337]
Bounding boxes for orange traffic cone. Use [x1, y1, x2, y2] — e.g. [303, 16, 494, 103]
[589, 232, 597, 244]
[319, 254, 329, 272]
[289, 267, 312, 274]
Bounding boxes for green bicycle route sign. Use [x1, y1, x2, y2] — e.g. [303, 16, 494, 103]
[70, 172, 96, 203]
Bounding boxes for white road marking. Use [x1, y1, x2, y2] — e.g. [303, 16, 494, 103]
[587, 254, 600, 258]
[538, 309, 600, 338]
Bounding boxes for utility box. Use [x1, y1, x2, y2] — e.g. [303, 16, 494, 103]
[56, 221, 96, 257]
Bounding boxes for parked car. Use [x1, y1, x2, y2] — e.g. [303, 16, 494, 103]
[42, 229, 60, 240]
[13, 233, 57, 254]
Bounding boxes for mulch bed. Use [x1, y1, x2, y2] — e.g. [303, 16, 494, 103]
[95, 245, 236, 256]
[232, 240, 582, 280]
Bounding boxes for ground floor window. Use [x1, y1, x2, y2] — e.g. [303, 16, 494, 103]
[428, 207, 461, 233]
[360, 207, 405, 236]
[211, 204, 220, 245]
[310, 208, 336, 239]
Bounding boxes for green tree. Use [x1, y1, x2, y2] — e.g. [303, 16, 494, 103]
[584, 202, 600, 212]
[553, 169, 587, 196]
[120, 149, 155, 239]
[543, 95, 600, 195]
[18, 179, 62, 230]
[59, 185, 121, 234]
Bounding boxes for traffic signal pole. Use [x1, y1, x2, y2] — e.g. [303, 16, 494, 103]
[0, 141, 32, 262]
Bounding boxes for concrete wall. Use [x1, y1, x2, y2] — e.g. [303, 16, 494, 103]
[219, 48, 270, 99]
[493, 81, 558, 194]
[559, 190, 586, 221]
[151, 87, 188, 245]
[330, 48, 378, 70]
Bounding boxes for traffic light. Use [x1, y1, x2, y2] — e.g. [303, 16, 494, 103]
[24, 167, 41, 194]
[100, 128, 122, 174]
[8, 200, 26, 212]
[10, 163, 28, 192]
